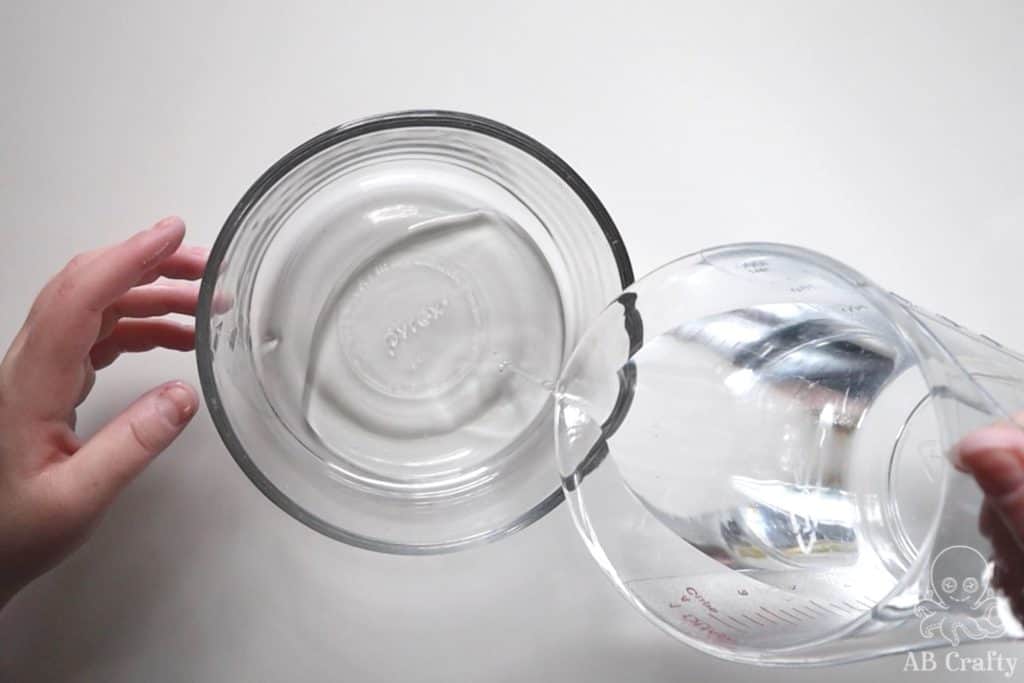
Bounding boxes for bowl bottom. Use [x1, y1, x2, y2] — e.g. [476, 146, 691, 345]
[255, 189, 566, 498]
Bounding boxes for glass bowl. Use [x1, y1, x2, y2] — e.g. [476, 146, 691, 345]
[197, 111, 633, 553]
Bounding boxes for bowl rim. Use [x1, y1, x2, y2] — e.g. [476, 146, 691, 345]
[195, 109, 635, 554]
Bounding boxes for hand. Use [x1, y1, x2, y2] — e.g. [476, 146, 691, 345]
[0, 217, 206, 609]
[957, 420, 1024, 620]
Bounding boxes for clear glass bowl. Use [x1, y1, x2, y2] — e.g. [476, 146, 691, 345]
[197, 111, 633, 553]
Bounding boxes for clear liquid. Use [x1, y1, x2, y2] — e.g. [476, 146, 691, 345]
[597, 303, 945, 640]
[254, 190, 564, 495]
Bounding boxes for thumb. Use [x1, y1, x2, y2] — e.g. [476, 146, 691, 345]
[957, 424, 1024, 546]
[58, 381, 198, 510]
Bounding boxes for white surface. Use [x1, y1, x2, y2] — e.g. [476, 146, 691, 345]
[2, 1, 1023, 681]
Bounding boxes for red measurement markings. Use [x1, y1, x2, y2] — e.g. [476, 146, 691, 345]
[679, 586, 719, 613]
[667, 586, 736, 645]
[678, 614, 737, 646]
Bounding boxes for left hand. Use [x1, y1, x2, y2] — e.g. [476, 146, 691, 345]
[0, 216, 206, 609]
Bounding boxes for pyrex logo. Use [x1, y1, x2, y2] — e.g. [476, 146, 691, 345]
[383, 297, 450, 359]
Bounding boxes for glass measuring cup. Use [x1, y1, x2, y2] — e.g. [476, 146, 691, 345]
[556, 242, 1024, 664]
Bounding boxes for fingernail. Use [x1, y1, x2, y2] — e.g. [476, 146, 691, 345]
[156, 383, 197, 426]
[151, 216, 185, 233]
[956, 424, 1024, 466]
[962, 449, 1024, 498]
[141, 219, 186, 269]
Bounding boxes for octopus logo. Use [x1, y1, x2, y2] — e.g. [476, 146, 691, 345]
[914, 545, 1004, 647]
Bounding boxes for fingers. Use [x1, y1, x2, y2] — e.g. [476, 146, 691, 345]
[38, 217, 186, 344]
[112, 283, 200, 319]
[14, 218, 183, 391]
[957, 426, 1024, 495]
[137, 244, 208, 285]
[982, 499, 1024, 619]
[90, 320, 195, 370]
[55, 382, 198, 512]
[957, 425, 1024, 546]
[43, 217, 184, 353]
[10, 217, 201, 419]
[97, 283, 201, 340]
[76, 363, 96, 407]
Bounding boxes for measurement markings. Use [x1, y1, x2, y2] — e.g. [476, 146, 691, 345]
[743, 614, 767, 627]
[708, 613, 736, 631]
[761, 607, 797, 625]
[810, 600, 842, 616]
[725, 615, 750, 631]
[776, 608, 803, 623]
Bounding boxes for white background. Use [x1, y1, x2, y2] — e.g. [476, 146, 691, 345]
[2, 1, 1024, 681]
